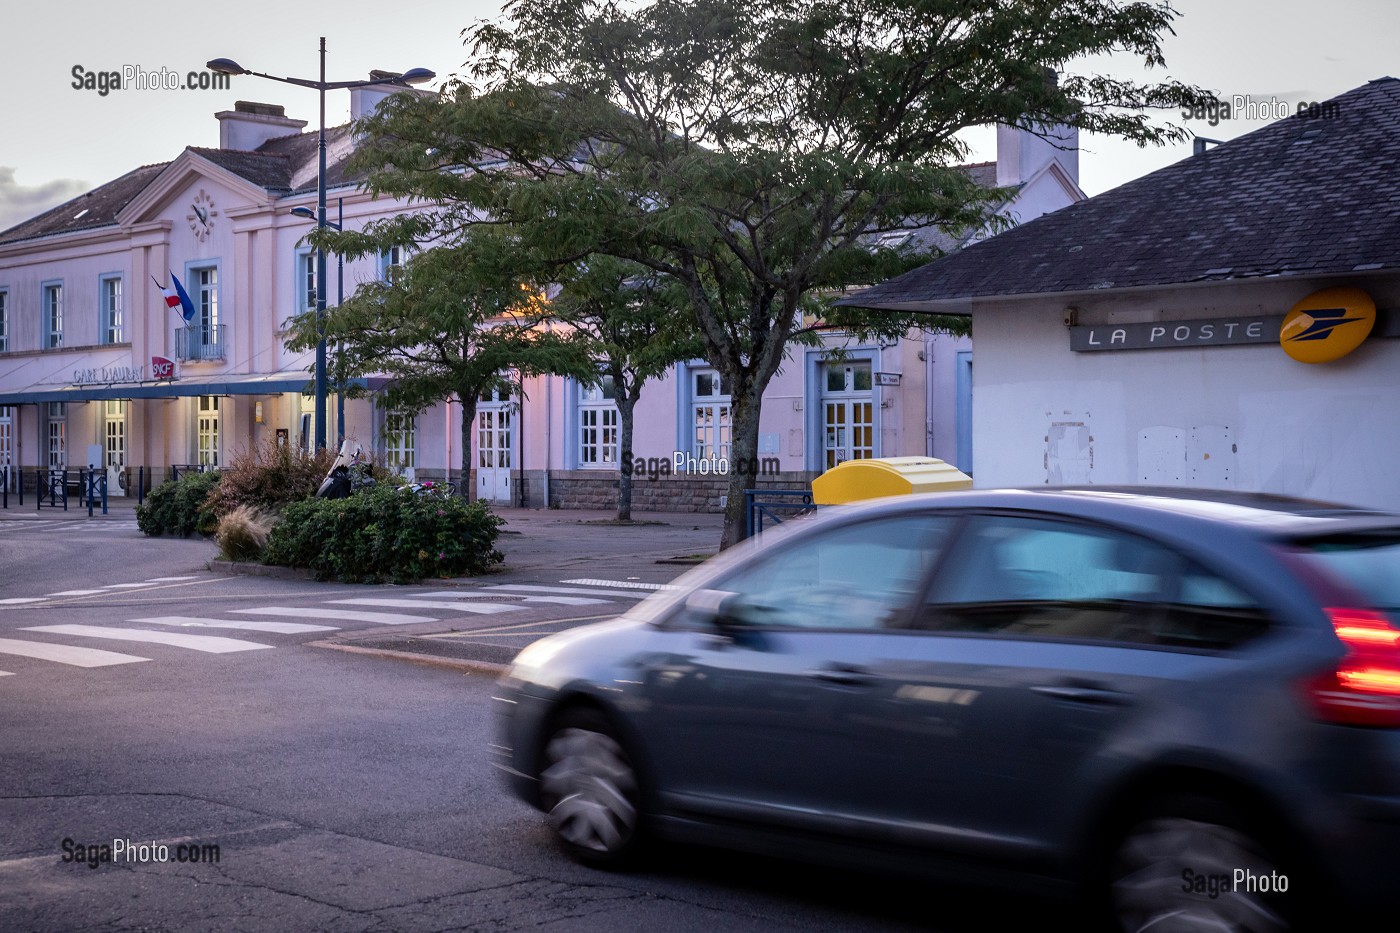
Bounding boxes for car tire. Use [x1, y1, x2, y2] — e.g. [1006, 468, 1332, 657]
[1105, 793, 1306, 933]
[538, 708, 644, 867]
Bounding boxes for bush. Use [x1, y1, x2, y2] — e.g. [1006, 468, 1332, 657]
[136, 470, 222, 537]
[205, 438, 336, 519]
[262, 486, 505, 583]
[216, 505, 277, 562]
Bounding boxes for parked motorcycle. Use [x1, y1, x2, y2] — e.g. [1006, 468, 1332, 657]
[316, 441, 376, 499]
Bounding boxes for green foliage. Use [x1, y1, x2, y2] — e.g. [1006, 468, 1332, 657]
[262, 486, 505, 583]
[205, 437, 337, 519]
[136, 470, 221, 537]
[286, 226, 598, 489]
[216, 505, 277, 562]
[341, 0, 1213, 543]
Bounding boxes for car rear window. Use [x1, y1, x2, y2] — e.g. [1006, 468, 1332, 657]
[1293, 532, 1400, 614]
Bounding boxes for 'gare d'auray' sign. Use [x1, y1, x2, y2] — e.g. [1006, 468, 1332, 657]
[1070, 316, 1282, 352]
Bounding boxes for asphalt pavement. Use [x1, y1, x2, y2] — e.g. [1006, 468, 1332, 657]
[1, 500, 728, 673]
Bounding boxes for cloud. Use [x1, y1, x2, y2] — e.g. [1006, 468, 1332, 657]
[0, 167, 89, 233]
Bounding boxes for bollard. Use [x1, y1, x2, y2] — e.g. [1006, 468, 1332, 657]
[137, 465, 144, 505]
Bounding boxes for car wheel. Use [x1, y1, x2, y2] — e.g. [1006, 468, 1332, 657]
[1107, 795, 1300, 933]
[539, 709, 642, 866]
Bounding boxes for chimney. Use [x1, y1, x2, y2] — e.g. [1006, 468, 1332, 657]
[216, 101, 307, 150]
[996, 122, 1079, 187]
[349, 71, 415, 121]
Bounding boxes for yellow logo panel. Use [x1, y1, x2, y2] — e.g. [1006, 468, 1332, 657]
[1280, 287, 1376, 364]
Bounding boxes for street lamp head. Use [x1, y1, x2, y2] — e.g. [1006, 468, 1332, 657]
[397, 68, 436, 86]
[206, 57, 248, 76]
[289, 207, 316, 220]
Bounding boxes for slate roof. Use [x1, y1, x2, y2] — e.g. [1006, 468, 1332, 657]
[0, 163, 168, 244]
[841, 77, 1400, 312]
[0, 124, 360, 245]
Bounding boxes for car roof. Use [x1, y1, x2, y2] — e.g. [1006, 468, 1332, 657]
[821, 487, 1400, 539]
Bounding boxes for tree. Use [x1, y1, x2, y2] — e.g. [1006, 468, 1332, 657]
[285, 227, 595, 499]
[345, 0, 1213, 545]
[551, 256, 705, 521]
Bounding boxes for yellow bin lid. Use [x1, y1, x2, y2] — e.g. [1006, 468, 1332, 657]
[811, 456, 972, 505]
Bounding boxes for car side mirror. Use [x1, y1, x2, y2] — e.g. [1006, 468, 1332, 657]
[684, 588, 744, 631]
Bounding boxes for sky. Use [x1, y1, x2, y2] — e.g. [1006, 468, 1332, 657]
[1, 0, 1397, 231]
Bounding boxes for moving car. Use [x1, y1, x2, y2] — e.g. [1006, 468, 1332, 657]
[494, 489, 1400, 931]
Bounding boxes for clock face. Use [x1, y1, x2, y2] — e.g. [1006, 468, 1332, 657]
[187, 189, 218, 242]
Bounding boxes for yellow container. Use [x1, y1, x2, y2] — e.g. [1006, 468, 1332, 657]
[811, 456, 972, 505]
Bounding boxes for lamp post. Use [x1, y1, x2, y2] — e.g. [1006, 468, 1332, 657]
[291, 199, 345, 443]
[207, 43, 433, 451]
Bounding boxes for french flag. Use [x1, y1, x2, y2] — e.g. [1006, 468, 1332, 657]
[153, 274, 196, 322]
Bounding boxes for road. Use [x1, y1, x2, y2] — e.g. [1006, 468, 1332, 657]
[0, 513, 1045, 932]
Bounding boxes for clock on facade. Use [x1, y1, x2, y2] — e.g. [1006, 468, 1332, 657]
[188, 189, 218, 242]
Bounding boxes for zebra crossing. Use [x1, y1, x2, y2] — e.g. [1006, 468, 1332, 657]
[0, 519, 141, 534]
[0, 580, 652, 679]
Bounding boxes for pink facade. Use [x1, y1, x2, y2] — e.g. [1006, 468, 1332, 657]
[0, 93, 1082, 509]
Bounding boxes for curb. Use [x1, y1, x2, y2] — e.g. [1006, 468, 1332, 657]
[207, 560, 316, 581]
[308, 639, 507, 676]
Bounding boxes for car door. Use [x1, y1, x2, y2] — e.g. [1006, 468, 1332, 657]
[850, 513, 1274, 858]
[642, 512, 959, 830]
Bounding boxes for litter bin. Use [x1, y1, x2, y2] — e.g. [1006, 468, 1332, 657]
[811, 456, 971, 505]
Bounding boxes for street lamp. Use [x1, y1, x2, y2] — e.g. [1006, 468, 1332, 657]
[207, 43, 433, 451]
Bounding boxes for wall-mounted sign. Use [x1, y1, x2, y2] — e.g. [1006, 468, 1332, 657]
[73, 363, 145, 385]
[1070, 316, 1280, 352]
[875, 372, 901, 387]
[151, 356, 175, 380]
[1280, 287, 1376, 364]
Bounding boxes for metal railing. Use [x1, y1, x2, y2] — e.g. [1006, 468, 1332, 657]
[177, 323, 226, 361]
[743, 488, 816, 539]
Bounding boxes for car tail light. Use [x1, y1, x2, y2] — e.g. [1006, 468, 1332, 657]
[1305, 608, 1400, 728]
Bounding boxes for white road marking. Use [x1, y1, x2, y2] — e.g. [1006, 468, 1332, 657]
[0, 671, 13, 677]
[330, 598, 518, 615]
[562, 574, 683, 588]
[0, 637, 149, 668]
[416, 590, 612, 606]
[130, 616, 338, 635]
[0, 598, 48, 605]
[144, 576, 200, 582]
[489, 584, 648, 599]
[103, 583, 157, 589]
[232, 607, 442, 626]
[21, 625, 274, 654]
[47, 589, 107, 596]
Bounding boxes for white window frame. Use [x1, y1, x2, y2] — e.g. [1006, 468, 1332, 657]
[0, 288, 8, 352]
[383, 409, 416, 472]
[689, 367, 731, 464]
[100, 274, 124, 344]
[578, 376, 619, 468]
[193, 265, 219, 338]
[821, 360, 876, 469]
[379, 245, 406, 283]
[43, 281, 63, 349]
[104, 400, 127, 468]
[295, 250, 317, 313]
[197, 395, 220, 467]
[47, 402, 66, 469]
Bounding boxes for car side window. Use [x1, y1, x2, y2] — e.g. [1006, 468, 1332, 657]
[917, 515, 1270, 650]
[704, 515, 956, 631]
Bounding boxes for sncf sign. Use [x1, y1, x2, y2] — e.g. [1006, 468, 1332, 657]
[151, 356, 175, 380]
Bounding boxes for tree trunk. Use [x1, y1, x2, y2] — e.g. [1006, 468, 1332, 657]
[615, 389, 637, 522]
[719, 387, 762, 550]
[458, 395, 478, 502]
